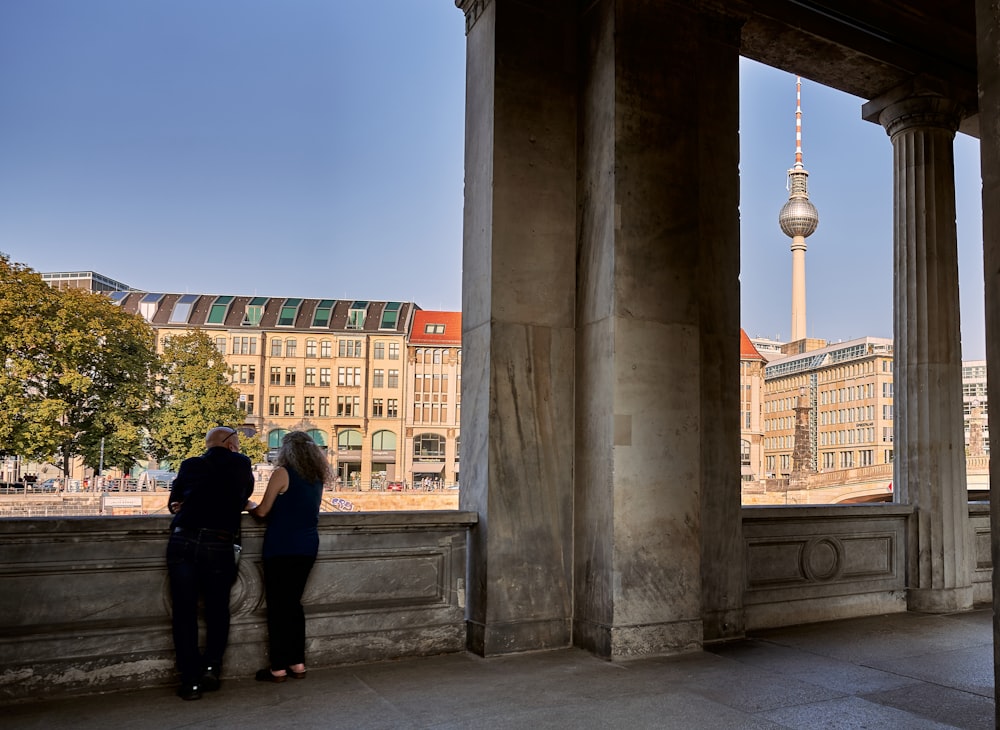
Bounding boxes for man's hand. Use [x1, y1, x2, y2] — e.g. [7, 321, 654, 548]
[168, 501, 183, 514]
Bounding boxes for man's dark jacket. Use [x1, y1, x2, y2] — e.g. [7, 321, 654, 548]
[168, 446, 254, 537]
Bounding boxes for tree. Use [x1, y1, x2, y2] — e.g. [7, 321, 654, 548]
[150, 330, 266, 469]
[0, 256, 161, 475]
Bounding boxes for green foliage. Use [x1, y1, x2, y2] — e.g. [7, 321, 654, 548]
[0, 256, 161, 473]
[150, 330, 265, 469]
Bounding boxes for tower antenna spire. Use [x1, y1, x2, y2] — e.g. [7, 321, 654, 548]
[778, 75, 819, 342]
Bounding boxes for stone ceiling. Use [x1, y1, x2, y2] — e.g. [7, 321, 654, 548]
[739, 0, 979, 135]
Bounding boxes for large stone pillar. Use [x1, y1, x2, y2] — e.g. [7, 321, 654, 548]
[574, 0, 743, 658]
[456, 0, 577, 655]
[863, 79, 972, 613]
[974, 0, 1000, 721]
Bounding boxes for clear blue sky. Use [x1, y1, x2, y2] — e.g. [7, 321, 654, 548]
[0, 2, 986, 358]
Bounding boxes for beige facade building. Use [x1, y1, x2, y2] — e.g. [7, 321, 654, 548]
[762, 337, 895, 478]
[110, 291, 428, 489]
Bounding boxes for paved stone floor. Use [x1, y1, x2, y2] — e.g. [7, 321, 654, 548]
[5, 610, 995, 729]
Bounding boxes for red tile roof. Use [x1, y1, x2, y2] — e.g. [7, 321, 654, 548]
[411, 310, 462, 346]
[740, 328, 765, 360]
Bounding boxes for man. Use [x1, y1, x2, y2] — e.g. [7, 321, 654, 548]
[166, 427, 256, 701]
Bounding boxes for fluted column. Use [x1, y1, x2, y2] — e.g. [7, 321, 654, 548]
[863, 79, 972, 612]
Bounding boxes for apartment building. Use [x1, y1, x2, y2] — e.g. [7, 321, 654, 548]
[113, 291, 417, 488]
[762, 337, 895, 478]
[739, 329, 766, 482]
[404, 311, 462, 487]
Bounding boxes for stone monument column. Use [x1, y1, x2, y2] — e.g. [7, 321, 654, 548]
[863, 79, 972, 613]
[456, 0, 578, 656]
[574, 1, 744, 657]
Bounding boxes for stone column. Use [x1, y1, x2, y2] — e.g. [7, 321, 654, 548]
[574, 0, 743, 658]
[863, 79, 972, 613]
[456, 0, 578, 655]
[974, 0, 1000, 720]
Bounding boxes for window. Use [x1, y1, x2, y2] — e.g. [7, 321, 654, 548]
[268, 429, 289, 449]
[339, 339, 362, 357]
[319, 397, 330, 416]
[207, 295, 233, 324]
[233, 364, 255, 384]
[277, 298, 302, 327]
[372, 430, 396, 450]
[859, 449, 874, 466]
[387, 398, 399, 418]
[270, 367, 281, 386]
[304, 396, 315, 417]
[840, 451, 855, 469]
[284, 396, 295, 416]
[320, 340, 332, 358]
[347, 301, 368, 329]
[248, 365, 256, 384]
[380, 302, 402, 329]
[243, 296, 268, 326]
[740, 439, 751, 466]
[883, 427, 894, 443]
[337, 396, 357, 416]
[285, 367, 296, 386]
[271, 338, 282, 357]
[823, 452, 835, 469]
[388, 369, 399, 388]
[306, 339, 317, 358]
[269, 396, 279, 416]
[338, 367, 361, 386]
[320, 368, 331, 387]
[389, 342, 399, 360]
[214, 336, 227, 354]
[169, 293, 199, 324]
[285, 339, 297, 357]
[374, 341, 385, 359]
[372, 369, 384, 388]
[312, 299, 335, 328]
[424, 323, 445, 334]
[231, 336, 256, 355]
[883, 405, 893, 420]
[414, 433, 446, 458]
[337, 429, 362, 451]
[883, 382, 893, 398]
[307, 429, 328, 448]
[238, 393, 255, 416]
[372, 398, 384, 417]
[305, 367, 316, 386]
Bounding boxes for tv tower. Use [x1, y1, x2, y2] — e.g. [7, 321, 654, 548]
[778, 76, 819, 342]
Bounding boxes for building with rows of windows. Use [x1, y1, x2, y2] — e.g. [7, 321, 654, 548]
[102, 287, 462, 489]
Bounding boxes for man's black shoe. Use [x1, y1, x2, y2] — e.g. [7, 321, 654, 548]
[201, 666, 221, 692]
[177, 682, 203, 701]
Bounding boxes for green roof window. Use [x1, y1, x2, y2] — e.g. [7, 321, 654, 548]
[207, 295, 234, 325]
[312, 299, 336, 328]
[347, 301, 368, 330]
[277, 298, 302, 327]
[379, 302, 402, 330]
[242, 296, 268, 327]
[169, 294, 199, 324]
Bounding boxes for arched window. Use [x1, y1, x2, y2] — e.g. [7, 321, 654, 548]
[413, 433, 445, 459]
[337, 429, 362, 451]
[372, 430, 396, 451]
[307, 429, 328, 448]
[740, 439, 751, 467]
[268, 429, 290, 449]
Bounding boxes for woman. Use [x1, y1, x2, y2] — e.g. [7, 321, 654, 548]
[250, 430, 330, 682]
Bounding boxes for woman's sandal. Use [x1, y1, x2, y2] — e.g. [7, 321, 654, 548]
[287, 666, 307, 679]
[255, 668, 287, 683]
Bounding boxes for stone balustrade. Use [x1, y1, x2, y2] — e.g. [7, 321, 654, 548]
[0, 510, 476, 703]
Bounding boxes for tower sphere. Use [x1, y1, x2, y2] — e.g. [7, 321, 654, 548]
[779, 197, 819, 238]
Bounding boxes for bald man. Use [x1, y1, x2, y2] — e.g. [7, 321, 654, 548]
[166, 427, 256, 701]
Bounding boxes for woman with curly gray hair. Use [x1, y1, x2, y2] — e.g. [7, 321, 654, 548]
[250, 430, 331, 682]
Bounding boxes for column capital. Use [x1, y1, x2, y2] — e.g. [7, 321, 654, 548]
[455, 0, 493, 35]
[862, 75, 965, 138]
